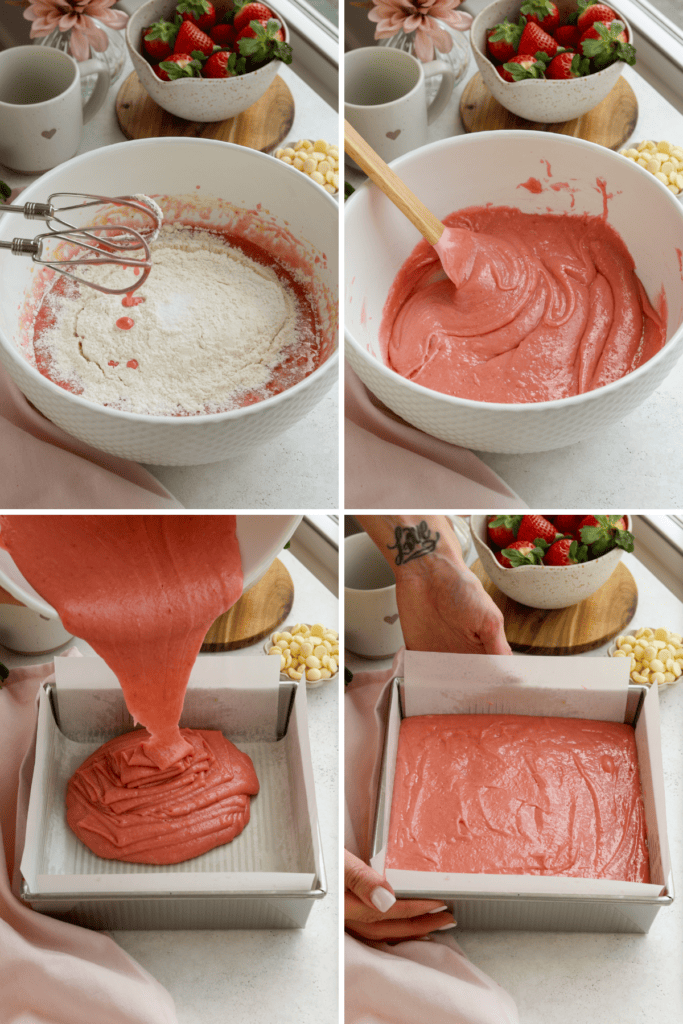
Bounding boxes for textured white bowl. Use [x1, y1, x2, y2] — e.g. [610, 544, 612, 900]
[471, 0, 631, 123]
[0, 138, 338, 465]
[126, 0, 288, 122]
[0, 514, 301, 619]
[344, 130, 683, 454]
[470, 514, 627, 609]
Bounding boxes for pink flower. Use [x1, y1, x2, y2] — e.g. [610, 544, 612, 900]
[368, 0, 472, 61]
[24, 0, 128, 61]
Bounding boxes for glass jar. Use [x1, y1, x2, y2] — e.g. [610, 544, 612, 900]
[380, 22, 470, 101]
[35, 18, 125, 100]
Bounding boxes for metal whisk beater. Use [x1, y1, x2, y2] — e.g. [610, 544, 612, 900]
[0, 193, 163, 295]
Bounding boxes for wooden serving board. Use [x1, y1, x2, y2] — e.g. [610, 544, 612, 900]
[201, 558, 293, 652]
[460, 73, 637, 150]
[470, 559, 638, 655]
[116, 71, 294, 152]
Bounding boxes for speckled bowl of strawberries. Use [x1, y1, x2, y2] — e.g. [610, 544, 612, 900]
[126, 0, 290, 121]
[471, 514, 632, 609]
[471, 0, 634, 122]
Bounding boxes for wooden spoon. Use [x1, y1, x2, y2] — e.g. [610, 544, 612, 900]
[344, 119, 523, 299]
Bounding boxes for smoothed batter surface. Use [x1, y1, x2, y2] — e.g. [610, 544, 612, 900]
[386, 714, 649, 882]
[381, 206, 666, 404]
[0, 515, 254, 865]
[66, 727, 259, 864]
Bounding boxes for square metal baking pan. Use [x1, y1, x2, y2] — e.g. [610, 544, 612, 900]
[372, 677, 673, 933]
[20, 657, 326, 930]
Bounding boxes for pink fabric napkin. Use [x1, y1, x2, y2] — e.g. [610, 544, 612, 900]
[0, 366, 182, 509]
[345, 367, 526, 510]
[345, 652, 519, 1024]
[0, 657, 178, 1024]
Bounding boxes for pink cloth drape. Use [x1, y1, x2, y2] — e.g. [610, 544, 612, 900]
[345, 367, 526, 510]
[345, 651, 519, 1024]
[0, 657, 178, 1024]
[0, 367, 181, 509]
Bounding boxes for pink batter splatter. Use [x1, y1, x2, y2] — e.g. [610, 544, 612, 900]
[594, 177, 613, 219]
[122, 293, 145, 308]
[108, 360, 119, 367]
[116, 317, 134, 330]
[126, 359, 139, 369]
[542, 159, 552, 176]
[550, 182, 576, 208]
[518, 177, 543, 194]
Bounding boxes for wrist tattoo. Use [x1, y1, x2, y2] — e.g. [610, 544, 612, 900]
[387, 521, 440, 566]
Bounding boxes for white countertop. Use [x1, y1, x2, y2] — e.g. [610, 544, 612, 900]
[345, 550, 683, 1024]
[345, 45, 683, 507]
[1, 30, 339, 510]
[1, 550, 339, 1024]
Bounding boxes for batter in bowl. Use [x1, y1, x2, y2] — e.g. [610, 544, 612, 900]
[381, 205, 666, 403]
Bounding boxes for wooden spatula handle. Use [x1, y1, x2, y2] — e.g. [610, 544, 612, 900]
[344, 120, 445, 246]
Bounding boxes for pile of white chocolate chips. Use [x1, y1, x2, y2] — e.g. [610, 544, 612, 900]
[612, 626, 683, 687]
[619, 139, 683, 194]
[268, 622, 339, 682]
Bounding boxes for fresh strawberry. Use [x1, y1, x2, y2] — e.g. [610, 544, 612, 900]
[553, 24, 582, 49]
[174, 19, 216, 57]
[578, 514, 633, 557]
[203, 50, 246, 77]
[142, 16, 182, 62]
[498, 53, 548, 81]
[237, 19, 291, 63]
[210, 23, 235, 47]
[576, 1, 619, 35]
[233, 2, 276, 35]
[487, 17, 526, 63]
[543, 538, 587, 566]
[520, 0, 560, 34]
[487, 515, 522, 548]
[517, 514, 561, 546]
[176, 0, 216, 32]
[546, 52, 590, 78]
[551, 515, 584, 538]
[496, 539, 547, 568]
[579, 21, 635, 69]
[518, 21, 561, 59]
[154, 52, 203, 80]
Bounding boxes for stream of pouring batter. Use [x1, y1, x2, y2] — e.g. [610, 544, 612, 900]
[0, 515, 243, 768]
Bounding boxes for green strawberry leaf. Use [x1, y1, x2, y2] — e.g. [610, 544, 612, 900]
[0, 180, 11, 203]
[238, 19, 293, 64]
[614, 530, 635, 552]
[0, 661, 9, 685]
[145, 14, 182, 43]
[489, 515, 523, 532]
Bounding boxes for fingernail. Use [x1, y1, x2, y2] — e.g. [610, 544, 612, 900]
[370, 886, 396, 912]
[428, 905, 448, 914]
[435, 922, 457, 930]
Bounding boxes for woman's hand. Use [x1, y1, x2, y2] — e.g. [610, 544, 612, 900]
[344, 849, 455, 942]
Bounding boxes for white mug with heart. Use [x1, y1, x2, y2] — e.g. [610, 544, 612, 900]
[345, 532, 405, 659]
[345, 46, 456, 166]
[0, 46, 110, 174]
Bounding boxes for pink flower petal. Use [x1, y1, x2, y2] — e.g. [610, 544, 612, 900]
[67, 27, 91, 61]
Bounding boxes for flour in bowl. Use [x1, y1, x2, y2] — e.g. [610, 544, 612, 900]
[32, 224, 320, 415]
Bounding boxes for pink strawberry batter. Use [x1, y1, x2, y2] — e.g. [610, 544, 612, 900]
[381, 206, 666, 403]
[0, 515, 258, 864]
[386, 714, 649, 882]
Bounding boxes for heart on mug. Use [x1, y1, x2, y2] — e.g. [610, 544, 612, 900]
[384, 613, 399, 625]
[386, 129, 401, 140]
[41, 128, 57, 139]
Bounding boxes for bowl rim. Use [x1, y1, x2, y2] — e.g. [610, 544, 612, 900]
[126, 0, 290, 86]
[0, 137, 338, 427]
[470, 0, 632, 89]
[470, 513, 629, 572]
[345, 129, 683, 414]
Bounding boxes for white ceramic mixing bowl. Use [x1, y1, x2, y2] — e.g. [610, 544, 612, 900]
[345, 130, 683, 454]
[0, 514, 301, 619]
[0, 138, 337, 465]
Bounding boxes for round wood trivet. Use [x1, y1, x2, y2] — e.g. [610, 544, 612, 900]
[470, 559, 638, 655]
[201, 558, 294, 651]
[460, 73, 637, 150]
[116, 72, 294, 152]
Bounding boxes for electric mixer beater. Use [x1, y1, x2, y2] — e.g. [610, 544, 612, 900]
[0, 193, 163, 295]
